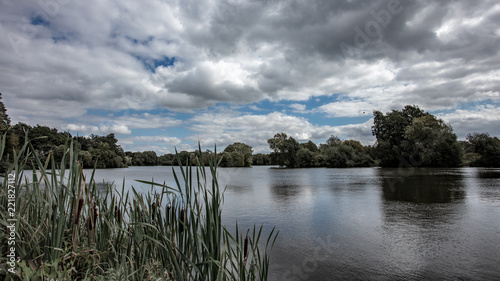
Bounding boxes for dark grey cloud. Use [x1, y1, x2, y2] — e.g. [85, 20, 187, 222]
[1, 0, 499, 152]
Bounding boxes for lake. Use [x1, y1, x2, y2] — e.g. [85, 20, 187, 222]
[87, 165, 500, 280]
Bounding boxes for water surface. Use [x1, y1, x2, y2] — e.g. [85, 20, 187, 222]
[87, 166, 500, 280]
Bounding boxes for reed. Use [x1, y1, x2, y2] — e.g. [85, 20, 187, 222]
[0, 133, 278, 280]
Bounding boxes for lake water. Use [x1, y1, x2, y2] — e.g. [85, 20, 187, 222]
[87, 166, 500, 280]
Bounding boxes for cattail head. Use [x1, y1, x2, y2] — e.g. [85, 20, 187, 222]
[114, 205, 122, 224]
[93, 205, 98, 221]
[86, 217, 92, 230]
[73, 197, 84, 226]
[166, 204, 171, 225]
[151, 202, 156, 221]
[244, 234, 249, 260]
[51, 203, 57, 221]
[87, 204, 98, 230]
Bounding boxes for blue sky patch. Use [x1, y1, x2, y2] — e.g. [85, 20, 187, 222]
[135, 55, 176, 73]
[30, 14, 50, 26]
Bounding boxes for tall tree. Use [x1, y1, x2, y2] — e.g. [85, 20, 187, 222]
[321, 137, 375, 168]
[372, 105, 428, 166]
[221, 142, 253, 167]
[0, 93, 15, 171]
[268, 133, 300, 167]
[0, 93, 10, 134]
[372, 105, 461, 167]
[402, 115, 462, 167]
[300, 140, 319, 153]
[467, 133, 500, 167]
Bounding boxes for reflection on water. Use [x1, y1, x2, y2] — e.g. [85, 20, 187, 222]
[477, 169, 500, 178]
[271, 184, 303, 198]
[380, 168, 466, 203]
[377, 168, 499, 280]
[472, 169, 500, 203]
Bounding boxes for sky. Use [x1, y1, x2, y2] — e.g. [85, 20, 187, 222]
[1, 0, 499, 154]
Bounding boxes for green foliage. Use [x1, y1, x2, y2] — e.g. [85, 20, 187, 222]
[267, 133, 300, 167]
[266, 134, 375, 168]
[0, 135, 278, 280]
[220, 142, 253, 167]
[402, 115, 462, 167]
[466, 133, 500, 167]
[321, 137, 375, 168]
[372, 105, 462, 167]
[372, 105, 428, 167]
[158, 153, 174, 166]
[296, 148, 315, 168]
[300, 140, 319, 153]
[0, 94, 14, 171]
[2, 120, 128, 169]
[131, 151, 158, 166]
[0, 93, 10, 134]
[252, 154, 271, 165]
[83, 134, 127, 168]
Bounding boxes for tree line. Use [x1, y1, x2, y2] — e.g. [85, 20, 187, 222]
[1, 93, 498, 170]
[263, 105, 499, 168]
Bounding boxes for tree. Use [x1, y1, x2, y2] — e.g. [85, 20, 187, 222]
[0, 100, 131, 169]
[300, 140, 319, 153]
[267, 133, 300, 167]
[11, 122, 31, 151]
[252, 153, 271, 165]
[372, 105, 428, 166]
[221, 142, 253, 167]
[319, 136, 374, 168]
[78, 134, 128, 168]
[130, 151, 158, 166]
[158, 153, 174, 166]
[372, 105, 461, 167]
[0, 93, 10, 135]
[402, 115, 462, 167]
[175, 151, 192, 165]
[466, 133, 500, 167]
[143, 151, 158, 166]
[78, 150, 93, 168]
[325, 136, 342, 147]
[296, 148, 315, 167]
[0, 93, 15, 171]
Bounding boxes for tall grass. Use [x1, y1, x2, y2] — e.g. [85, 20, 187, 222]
[0, 133, 278, 280]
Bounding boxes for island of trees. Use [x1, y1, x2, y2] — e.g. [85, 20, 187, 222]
[1, 93, 499, 170]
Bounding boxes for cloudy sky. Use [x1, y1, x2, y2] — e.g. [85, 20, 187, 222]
[1, 0, 499, 154]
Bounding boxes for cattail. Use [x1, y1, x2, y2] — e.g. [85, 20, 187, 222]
[179, 209, 185, 233]
[86, 217, 92, 230]
[151, 202, 156, 221]
[87, 204, 98, 230]
[166, 205, 171, 225]
[73, 197, 84, 225]
[114, 205, 122, 224]
[244, 234, 249, 260]
[51, 203, 57, 221]
[93, 204, 98, 223]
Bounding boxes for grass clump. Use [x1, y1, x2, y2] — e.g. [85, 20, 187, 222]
[0, 132, 278, 280]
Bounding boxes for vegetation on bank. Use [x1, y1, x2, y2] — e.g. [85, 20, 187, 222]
[372, 105, 462, 167]
[462, 133, 500, 167]
[371, 105, 500, 168]
[0, 134, 278, 280]
[1, 93, 499, 169]
[265, 105, 500, 168]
